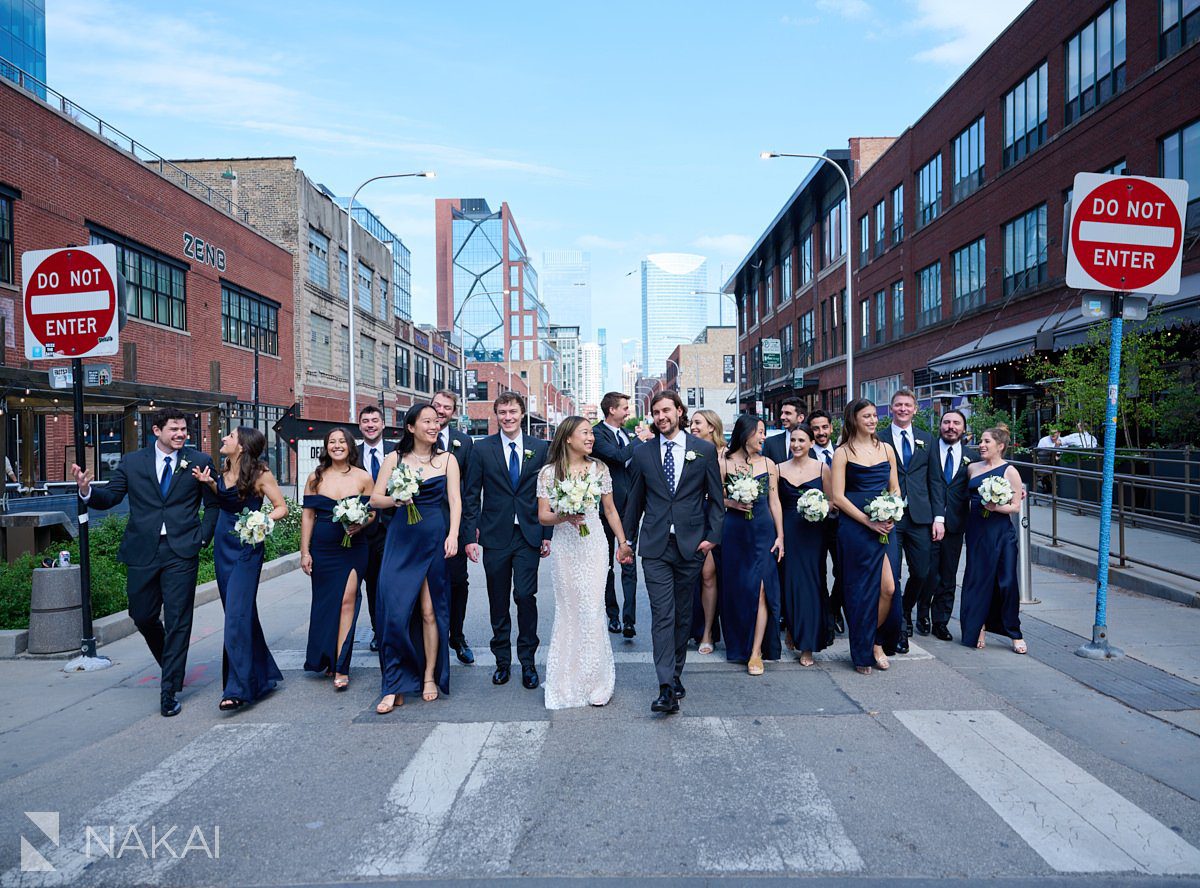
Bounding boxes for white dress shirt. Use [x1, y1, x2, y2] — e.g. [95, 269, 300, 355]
[603, 421, 633, 466]
[439, 427, 452, 452]
[934, 438, 961, 525]
[501, 431, 524, 524]
[659, 428, 686, 534]
[362, 440, 384, 475]
[890, 423, 915, 462]
[811, 442, 835, 466]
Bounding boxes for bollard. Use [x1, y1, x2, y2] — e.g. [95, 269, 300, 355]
[1017, 486, 1039, 605]
[28, 565, 82, 654]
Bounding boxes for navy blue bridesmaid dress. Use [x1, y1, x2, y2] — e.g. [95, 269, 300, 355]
[377, 475, 451, 697]
[779, 475, 829, 654]
[214, 477, 282, 702]
[719, 472, 782, 663]
[959, 463, 1022, 647]
[838, 461, 903, 669]
[302, 494, 369, 675]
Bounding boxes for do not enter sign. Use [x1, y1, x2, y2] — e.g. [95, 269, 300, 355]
[22, 244, 120, 359]
[1066, 172, 1189, 296]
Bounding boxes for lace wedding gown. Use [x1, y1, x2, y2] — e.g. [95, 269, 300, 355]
[538, 461, 616, 709]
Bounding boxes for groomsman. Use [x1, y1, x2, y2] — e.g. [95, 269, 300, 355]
[357, 405, 394, 652]
[71, 407, 217, 717]
[463, 391, 552, 690]
[881, 388, 944, 651]
[763, 396, 805, 465]
[930, 409, 977, 642]
[431, 389, 476, 664]
[806, 409, 843, 637]
[592, 391, 651, 638]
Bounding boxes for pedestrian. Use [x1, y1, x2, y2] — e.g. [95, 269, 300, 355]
[929, 410, 977, 642]
[763, 396, 805, 464]
[1062, 422, 1097, 448]
[777, 424, 831, 666]
[807, 409, 844, 639]
[357, 405, 395, 652]
[431, 389, 476, 665]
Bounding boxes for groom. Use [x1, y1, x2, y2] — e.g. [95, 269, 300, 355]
[620, 391, 724, 714]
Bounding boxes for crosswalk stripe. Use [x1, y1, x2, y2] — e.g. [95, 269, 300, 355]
[896, 710, 1200, 874]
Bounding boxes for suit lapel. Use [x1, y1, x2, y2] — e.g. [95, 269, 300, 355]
[648, 435, 671, 497]
[147, 447, 167, 500]
[672, 434, 692, 494]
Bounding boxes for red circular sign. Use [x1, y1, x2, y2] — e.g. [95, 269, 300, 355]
[24, 249, 117, 357]
[1071, 178, 1183, 291]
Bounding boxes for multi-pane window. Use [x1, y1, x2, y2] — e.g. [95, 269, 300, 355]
[1066, 1, 1126, 124]
[357, 261, 373, 312]
[434, 362, 445, 392]
[307, 228, 330, 288]
[798, 311, 815, 367]
[379, 278, 389, 320]
[338, 249, 349, 301]
[737, 293, 747, 334]
[873, 201, 886, 257]
[874, 290, 886, 345]
[859, 214, 870, 267]
[90, 231, 186, 330]
[1160, 119, 1200, 231]
[891, 184, 905, 242]
[917, 153, 942, 229]
[0, 192, 12, 285]
[1066, 159, 1127, 205]
[1160, 0, 1199, 59]
[891, 281, 905, 336]
[414, 355, 430, 392]
[830, 290, 843, 358]
[822, 196, 846, 266]
[782, 322, 794, 370]
[799, 234, 813, 287]
[766, 275, 774, 312]
[340, 325, 350, 378]
[221, 283, 279, 355]
[952, 237, 987, 315]
[952, 116, 985, 203]
[310, 314, 332, 374]
[917, 263, 942, 329]
[781, 254, 793, 302]
[381, 344, 389, 388]
[1003, 62, 1049, 168]
[358, 334, 376, 386]
[395, 346, 411, 388]
[1003, 204, 1049, 295]
[820, 299, 830, 359]
[860, 299, 871, 350]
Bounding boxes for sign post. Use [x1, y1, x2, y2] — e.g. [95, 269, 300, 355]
[22, 244, 120, 672]
[1065, 173, 1188, 660]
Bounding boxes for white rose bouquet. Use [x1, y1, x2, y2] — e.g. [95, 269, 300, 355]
[232, 503, 275, 546]
[332, 495, 371, 547]
[725, 467, 762, 520]
[796, 488, 830, 523]
[978, 475, 1014, 518]
[547, 470, 605, 536]
[864, 490, 906, 544]
[387, 464, 424, 524]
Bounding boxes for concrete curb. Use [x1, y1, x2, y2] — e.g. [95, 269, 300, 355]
[1, 551, 301, 658]
[1032, 542, 1200, 608]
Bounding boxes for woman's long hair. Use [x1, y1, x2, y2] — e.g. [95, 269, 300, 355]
[840, 398, 878, 456]
[984, 422, 1011, 455]
[228, 426, 267, 498]
[691, 409, 725, 451]
[548, 415, 592, 482]
[312, 426, 360, 490]
[726, 413, 763, 459]
[396, 403, 443, 463]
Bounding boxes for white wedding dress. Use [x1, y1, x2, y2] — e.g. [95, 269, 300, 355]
[538, 461, 616, 709]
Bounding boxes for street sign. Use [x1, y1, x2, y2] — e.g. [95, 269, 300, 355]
[22, 245, 120, 359]
[47, 363, 115, 390]
[792, 368, 805, 389]
[723, 354, 734, 384]
[1066, 173, 1188, 295]
[1080, 294, 1148, 321]
[761, 338, 782, 370]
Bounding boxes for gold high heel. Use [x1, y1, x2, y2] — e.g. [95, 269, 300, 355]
[747, 656, 764, 676]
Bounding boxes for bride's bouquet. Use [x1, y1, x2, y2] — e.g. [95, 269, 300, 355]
[796, 488, 830, 523]
[725, 467, 762, 520]
[978, 475, 1014, 518]
[547, 470, 605, 537]
[232, 503, 275, 546]
[332, 495, 371, 547]
[864, 490, 906, 544]
[387, 464, 424, 524]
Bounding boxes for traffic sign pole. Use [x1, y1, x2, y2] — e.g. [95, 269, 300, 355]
[70, 357, 101, 661]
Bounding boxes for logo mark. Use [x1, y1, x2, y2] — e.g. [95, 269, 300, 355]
[21, 811, 59, 872]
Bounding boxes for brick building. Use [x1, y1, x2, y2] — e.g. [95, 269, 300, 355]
[663, 325, 738, 430]
[728, 0, 1200, 428]
[463, 359, 569, 438]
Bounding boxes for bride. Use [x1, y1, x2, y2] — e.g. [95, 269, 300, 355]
[537, 416, 632, 709]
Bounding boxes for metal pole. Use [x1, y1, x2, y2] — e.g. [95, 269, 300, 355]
[347, 194, 357, 422]
[1017, 484, 1038, 605]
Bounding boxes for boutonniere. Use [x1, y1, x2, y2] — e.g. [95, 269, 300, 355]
[961, 456, 971, 467]
[685, 450, 698, 462]
[174, 454, 191, 475]
[915, 439, 926, 448]
[451, 439, 462, 449]
[524, 449, 534, 460]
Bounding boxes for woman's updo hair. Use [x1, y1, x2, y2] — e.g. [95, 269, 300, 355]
[985, 423, 1011, 452]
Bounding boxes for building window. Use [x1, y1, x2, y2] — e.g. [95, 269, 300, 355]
[1003, 204, 1049, 295]
[830, 291, 843, 358]
[89, 230, 186, 330]
[357, 261, 373, 313]
[1003, 62, 1049, 168]
[822, 196, 846, 266]
[782, 322, 794, 370]
[873, 201, 886, 257]
[1160, 119, 1200, 233]
[380, 278, 389, 320]
[358, 334, 376, 386]
[859, 298, 870, 350]
[338, 248, 349, 301]
[1067, 1, 1126, 124]
[952, 115, 986, 204]
[820, 299, 829, 359]
[1066, 159, 1127, 205]
[0, 192, 12, 285]
[858, 214, 870, 267]
[873, 290, 886, 345]
[917, 262, 942, 329]
[310, 314, 332, 374]
[798, 311, 815, 367]
[221, 283, 279, 355]
[861, 374, 903, 407]
[916, 153, 942, 229]
[781, 254, 793, 302]
[737, 293, 747, 334]
[395, 346, 411, 388]
[307, 228, 330, 289]
[381, 344, 389, 388]
[434, 362, 445, 393]
[799, 234, 813, 287]
[766, 275, 774, 312]
[414, 355, 430, 392]
[340, 325, 350, 378]
[891, 280, 905, 336]
[1160, 0, 1199, 59]
[952, 237, 987, 315]
[891, 184, 905, 243]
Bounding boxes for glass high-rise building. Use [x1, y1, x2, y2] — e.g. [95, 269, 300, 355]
[546, 324, 580, 400]
[578, 342, 603, 407]
[641, 253, 708, 376]
[541, 250, 591, 339]
[1, 0, 46, 86]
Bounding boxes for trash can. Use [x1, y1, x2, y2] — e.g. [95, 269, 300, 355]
[28, 565, 82, 654]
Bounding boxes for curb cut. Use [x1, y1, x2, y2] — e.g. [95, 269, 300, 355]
[1032, 543, 1199, 608]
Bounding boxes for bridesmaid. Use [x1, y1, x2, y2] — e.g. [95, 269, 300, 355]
[300, 427, 375, 689]
[828, 399, 903, 675]
[193, 427, 287, 710]
[777, 424, 831, 666]
[688, 408, 724, 653]
[369, 403, 461, 714]
[959, 425, 1027, 654]
[718, 413, 784, 675]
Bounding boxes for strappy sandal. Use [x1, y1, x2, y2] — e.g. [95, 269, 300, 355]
[1012, 639, 1028, 655]
[218, 698, 245, 712]
[747, 656, 764, 676]
[376, 694, 401, 714]
[855, 666, 872, 675]
[333, 675, 349, 690]
[698, 641, 714, 655]
[873, 646, 890, 671]
[977, 630, 987, 650]
[799, 651, 815, 667]
[422, 680, 439, 702]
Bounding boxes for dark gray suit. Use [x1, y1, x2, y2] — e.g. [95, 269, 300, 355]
[762, 430, 791, 466]
[882, 426, 945, 625]
[359, 440, 396, 634]
[591, 421, 641, 628]
[622, 432, 724, 687]
[86, 445, 218, 694]
[440, 428, 474, 646]
[930, 442, 979, 625]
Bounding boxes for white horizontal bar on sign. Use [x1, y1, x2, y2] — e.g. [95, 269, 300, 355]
[1077, 221, 1175, 248]
[30, 290, 111, 315]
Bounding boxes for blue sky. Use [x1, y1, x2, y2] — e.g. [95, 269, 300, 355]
[45, 0, 1029, 387]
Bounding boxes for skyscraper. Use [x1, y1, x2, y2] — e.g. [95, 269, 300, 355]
[579, 342, 603, 408]
[541, 250, 592, 339]
[1, 1, 46, 86]
[596, 327, 609, 389]
[641, 253, 708, 376]
[546, 324, 580, 400]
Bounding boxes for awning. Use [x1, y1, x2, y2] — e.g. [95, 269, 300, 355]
[927, 273, 1200, 375]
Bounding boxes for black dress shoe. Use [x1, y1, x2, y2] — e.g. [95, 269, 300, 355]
[492, 665, 511, 685]
[623, 624, 636, 639]
[916, 616, 932, 636]
[453, 640, 475, 665]
[608, 617, 622, 634]
[895, 636, 910, 654]
[369, 634, 379, 652]
[903, 617, 914, 638]
[160, 693, 181, 718]
[932, 622, 954, 642]
[671, 678, 686, 700]
[521, 665, 539, 689]
[651, 685, 680, 714]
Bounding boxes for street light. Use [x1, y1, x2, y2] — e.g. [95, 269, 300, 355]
[664, 357, 681, 392]
[345, 171, 435, 422]
[760, 151, 854, 400]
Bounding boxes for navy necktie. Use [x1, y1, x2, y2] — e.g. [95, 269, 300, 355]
[944, 446, 955, 484]
[901, 430, 912, 468]
[160, 455, 172, 497]
[664, 440, 677, 495]
[368, 447, 380, 482]
[509, 442, 520, 491]
[823, 448, 832, 467]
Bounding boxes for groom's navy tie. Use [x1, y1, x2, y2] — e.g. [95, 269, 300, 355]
[368, 446, 380, 482]
[901, 430, 912, 468]
[664, 440, 677, 495]
[160, 455, 173, 498]
[508, 441, 520, 491]
[944, 446, 956, 484]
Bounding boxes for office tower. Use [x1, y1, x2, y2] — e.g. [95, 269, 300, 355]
[546, 324, 581, 400]
[541, 250, 592, 339]
[596, 327, 609, 389]
[579, 342, 603, 407]
[1, 1, 45, 86]
[641, 253, 707, 375]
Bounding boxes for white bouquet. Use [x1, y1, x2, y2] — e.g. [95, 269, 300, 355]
[387, 463, 424, 524]
[547, 470, 605, 537]
[725, 467, 762, 520]
[978, 475, 1014, 518]
[796, 488, 830, 523]
[232, 503, 275, 546]
[332, 495, 371, 547]
[864, 490, 906, 544]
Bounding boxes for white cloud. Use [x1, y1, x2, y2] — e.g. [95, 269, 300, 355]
[692, 234, 754, 256]
[577, 234, 631, 250]
[909, 0, 1032, 66]
[814, 0, 872, 21]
